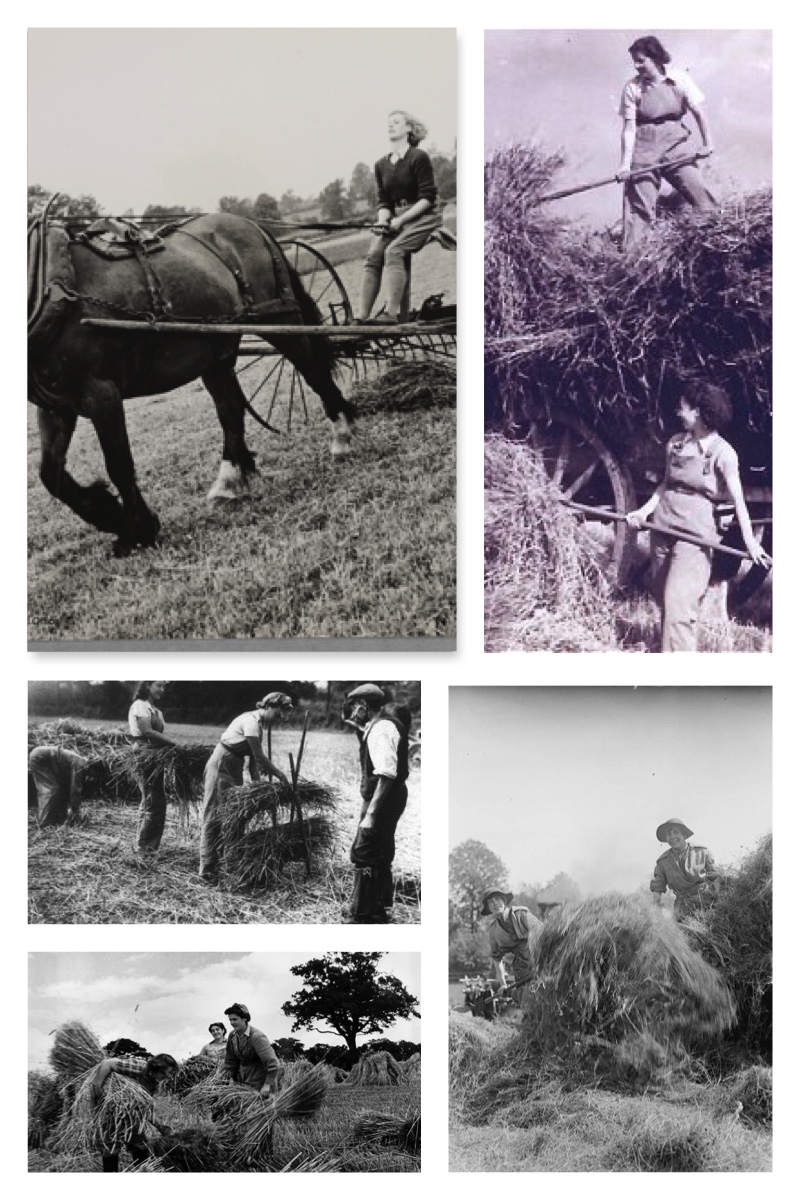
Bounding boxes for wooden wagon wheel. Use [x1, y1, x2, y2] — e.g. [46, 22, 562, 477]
[515, 408, 638, 583]
[234, 240, 353, 431]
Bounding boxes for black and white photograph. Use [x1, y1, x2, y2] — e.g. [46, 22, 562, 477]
[29, 951, 421, 1172]
[484, 30, 772, 652]
[449, 686, 772, 1171]
[28, 679, 421, 924]
[27, 27, 456, 648]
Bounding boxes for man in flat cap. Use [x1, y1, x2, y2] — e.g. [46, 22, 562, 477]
[342, 684, 411, 923]
[650, 818, 720, 921]
[220, 1002, 280, 1096]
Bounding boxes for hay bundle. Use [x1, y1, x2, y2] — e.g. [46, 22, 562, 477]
[399, 1052, 421, 1082]
[683, 833, 772, 1057]
[28, 721, 135, 803]
[346, 1051, 402, 1086]
[485, 143, 772, 444]
[54, 1064, 154, 1155]
[352, 361, 457, 414]
[164, 1055, 220, 1096]
[112, 744, 213, 820]
[48, 1019, 104, 1080]
[351, 1110, 421, 1152]
[28, 1071, 63, 1148]
[484, 435, 618, 652]
[526, 895, 736, 1071]
[219, 778, 338, 890]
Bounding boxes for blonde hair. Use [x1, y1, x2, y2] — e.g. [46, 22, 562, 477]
[390, 110, 428, 147]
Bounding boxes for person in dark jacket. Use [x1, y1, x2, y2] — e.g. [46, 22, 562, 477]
[219, 1002, 280, 1095]
[342, 684, 411, 923]
[357, 110, 442, 322]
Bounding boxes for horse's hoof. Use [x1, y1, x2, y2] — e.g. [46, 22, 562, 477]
[112, 539, 135, 558]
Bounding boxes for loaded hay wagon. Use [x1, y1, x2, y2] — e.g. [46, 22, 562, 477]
[28, 195, 455, 553]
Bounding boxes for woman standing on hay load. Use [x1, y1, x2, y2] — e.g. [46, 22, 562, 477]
[28, 744, 87, 827]
[618, 35, 717, 248]
[626, 381, 770, 652]
[342, 684, 411, 924]
[650, 818, 721, 922]
[89, 1052, 178, 1172]
[128, 681, 175, 852]
[200, 1022, 228, 1063]
[482, 887, 541, 1004]
[356, 110, 442, 324]
[219, 1003, 280, 1096]
[199, 693, 292, 881]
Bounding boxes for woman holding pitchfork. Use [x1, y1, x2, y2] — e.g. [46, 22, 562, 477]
[199, 693, 292, 881]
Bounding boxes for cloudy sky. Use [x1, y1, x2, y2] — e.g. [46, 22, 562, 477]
[28, 28, 456, 214]
[485, 29, 772, 227]
[450, 687, 771, 896]
[28, 951, 420, 1071]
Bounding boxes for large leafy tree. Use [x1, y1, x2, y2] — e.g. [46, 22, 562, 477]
[282, 952, 419, 1058]
[450, 839, 508, 932]
[318, 179, 353, 221]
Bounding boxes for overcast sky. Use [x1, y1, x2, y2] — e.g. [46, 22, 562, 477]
[28, 28, 456, 214]
[485, 29, 772, 228]
[450, 687, 771, 896]
[28, 951, 420, 1071]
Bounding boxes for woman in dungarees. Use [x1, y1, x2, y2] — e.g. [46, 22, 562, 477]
[626, 382, 770, 652]
[357, 110, 442, 323]
[618, 35, 716, 248]
[128, 680, 175, 852]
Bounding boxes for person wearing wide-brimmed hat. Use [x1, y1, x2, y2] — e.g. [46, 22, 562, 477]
[219, 1003, 279, 1096]
[198, 693, 292, 881]
[650, 818, 720, 920]
[342, 683, 411, 924]
[482, 887, 541, 1001]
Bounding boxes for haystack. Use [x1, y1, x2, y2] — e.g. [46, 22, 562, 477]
[351, 361, 456, 414]
[399, 1053, 421, 1082]
[484, 435, 618, 652]
[526, 894, 736, 1076]
[485, 143, 772, 448]
[346, 1051, 402, 1086]
[218, 778, 338, 890]
[683, 832, 772, 1058]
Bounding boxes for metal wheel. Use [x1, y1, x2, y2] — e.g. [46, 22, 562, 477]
[235, 240, 353, 431]
[518, 408, 637, 584]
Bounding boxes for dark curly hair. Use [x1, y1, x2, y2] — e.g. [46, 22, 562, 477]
[681, 380, 733, 432]
[208, 1022, 226, 1036]
[132, 681, 168, 701]
[628, 35, 671, 68]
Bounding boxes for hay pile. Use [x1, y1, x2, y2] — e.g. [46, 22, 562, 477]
[112, 744, 213, 822]
[346, 1051, 402, 1086]
[28, 1071, 63, 1148]
[218, 778, 338, 890]
[683, 832, 772, 1058]
[485, 435, 618, 651]
[399, 1053, 421, 1082]
[525, 894, 736, 1082]
[54, 1064, 154, 1156]
[351, 1111, 421, 1152]
[726, 1065, 772, 1127]
[28, 720, 136, 802]
[352, 361, 456, 414]
[485, 143, 772, 449]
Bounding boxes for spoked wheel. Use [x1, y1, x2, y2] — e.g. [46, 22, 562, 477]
[235, 240, 354, 431]
[517, 408, 637, 584]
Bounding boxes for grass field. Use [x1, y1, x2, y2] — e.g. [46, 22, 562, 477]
[28, 232, 456, 643]
[28, 718, 420, 925]
[29, 1080, 421, 1173]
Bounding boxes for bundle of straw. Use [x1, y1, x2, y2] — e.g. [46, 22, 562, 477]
[399, 1053, 421, 1082]
[112, 743, 214, 822]
[28, 1071, 63, 1148]
[351, 362, 457, 415]
[351, 1110, 421, 1152]
[28, 721, 136, 803]
[55, 1065, 154, 1155]
[346, 1051, 402, 1086]
[48, 1019, 105, 1080]
[163, 1055, 220, 1096]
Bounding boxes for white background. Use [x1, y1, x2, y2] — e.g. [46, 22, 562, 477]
[9, 0, 795, 1193]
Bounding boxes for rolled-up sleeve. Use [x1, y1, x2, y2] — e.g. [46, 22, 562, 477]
[650, 859, 667, 894]
[619, 79, 639, 121]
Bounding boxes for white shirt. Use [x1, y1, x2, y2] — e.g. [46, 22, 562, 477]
[221, 710, 263, 746]
[620, 67, 705, 121]
[365, 718, 401, 779]
[128, 699, 165, 737]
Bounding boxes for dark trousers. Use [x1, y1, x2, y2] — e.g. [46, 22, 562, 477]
[349, 786, 408, 920]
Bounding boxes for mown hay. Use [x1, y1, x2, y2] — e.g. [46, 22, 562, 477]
[525, 894, 736, 1082]
[346, 1051, 402, 1086]
[163, 1055, 220, 1096]
[28, 720, 135, 803]
[351, 1110, 421, 1153]
[683, 833, 772, 1058]
[399, 1053, 421, 1082]
[112, 744, 214, 823]
[726, 1065, 772, 1127]
[49, 1019, 105, 1081]
[54, 1065, 154, 1155]
[485, 143, 772, 448]
[352, 361, 456, 414]
[485, 435, 618, 651]
[150, 1124, 227, 1172]
[28, 1071, 63, 1148]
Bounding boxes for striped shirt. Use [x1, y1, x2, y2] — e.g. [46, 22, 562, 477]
[106, 1055, 150, 1080]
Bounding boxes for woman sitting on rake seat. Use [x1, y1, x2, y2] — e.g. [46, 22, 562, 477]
[482, 887, 541, 1004]
[618, 34, 717, 248]
[625, 381, 769, 652]
[199, 693, 292, 881]
[28, 745, 88, 828]
[128, 681, 175, 852]
[650, 818, 720, 922]
[200, 1021, 228, 1062]
[357, 110, 442, 323]
[219, 1003, 280, 1097]
[91, 1052, 178, 1172]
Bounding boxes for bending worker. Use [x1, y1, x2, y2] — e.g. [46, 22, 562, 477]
[343, 684, 411, 924]
[482, 887, 541, 1003]
[199, 693, 291, 881]
[28, 744, 87, 827]
[90, 1052, 178, 1172]
[650, 817, 720, 921]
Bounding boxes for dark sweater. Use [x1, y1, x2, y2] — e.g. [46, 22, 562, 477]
[374, 147, 438, 212]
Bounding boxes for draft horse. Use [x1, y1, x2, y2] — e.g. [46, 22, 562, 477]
[28, 207, 355, 552]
